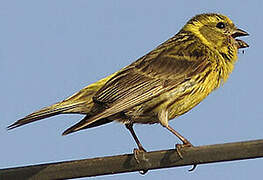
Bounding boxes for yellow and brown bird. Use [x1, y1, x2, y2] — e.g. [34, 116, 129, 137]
[8, 13, 249, 152]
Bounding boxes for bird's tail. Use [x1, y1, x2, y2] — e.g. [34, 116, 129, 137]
[8, 73, 117, 130]
[7, 101, 86, 130]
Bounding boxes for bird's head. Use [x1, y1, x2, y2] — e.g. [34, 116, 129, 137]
[182, 13, 249, 50]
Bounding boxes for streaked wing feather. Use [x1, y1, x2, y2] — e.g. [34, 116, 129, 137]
[94, 68, 163, 105]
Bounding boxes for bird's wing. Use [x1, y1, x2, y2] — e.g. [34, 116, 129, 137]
[63, 35, 211, 135]
[93, 35, 210, 114]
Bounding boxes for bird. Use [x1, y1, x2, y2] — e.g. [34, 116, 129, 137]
[8, 13, 249, 155]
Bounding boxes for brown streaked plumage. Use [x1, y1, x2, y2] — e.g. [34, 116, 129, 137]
[8, 13, 249, 154]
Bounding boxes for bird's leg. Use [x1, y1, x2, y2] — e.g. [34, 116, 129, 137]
[165, 125, 197, 171]
[125, 123, 148, 174]
[125, 123, 146, 152]
[166, 125, 192, 147]
[159, 109, 193, 150]
[159, 109, 197, 171]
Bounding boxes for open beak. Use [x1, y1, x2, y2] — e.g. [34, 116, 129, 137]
[231, 28, 249, 49]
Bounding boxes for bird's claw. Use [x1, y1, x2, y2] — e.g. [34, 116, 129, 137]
[175, 142, 192, 158]
[175, 143, 197, 172]
[188, 164, 197, 172]
[133, 148, 149, 175]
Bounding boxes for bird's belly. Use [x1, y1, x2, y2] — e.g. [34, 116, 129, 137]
[166, 72, 221, 119]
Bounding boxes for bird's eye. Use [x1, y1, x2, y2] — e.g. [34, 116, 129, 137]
[216, 22, 226, 29]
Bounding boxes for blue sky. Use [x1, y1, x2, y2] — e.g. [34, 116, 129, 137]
[1, 1, 262, 179]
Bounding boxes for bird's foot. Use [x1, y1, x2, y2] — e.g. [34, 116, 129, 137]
[133, 148, 149, 175]
[175, 142, 193, 159]
[175, 142, 197, 172]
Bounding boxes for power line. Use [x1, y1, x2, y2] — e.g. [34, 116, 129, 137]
[1, 139, 263, 179]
